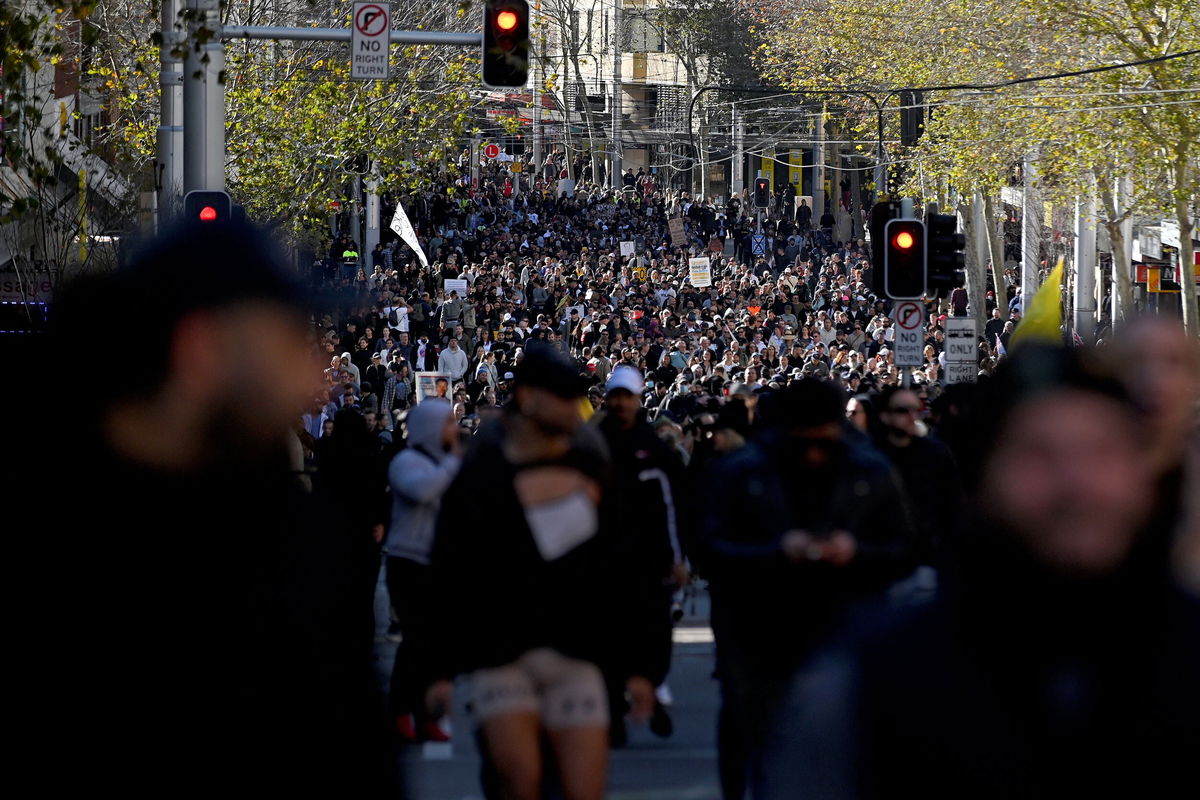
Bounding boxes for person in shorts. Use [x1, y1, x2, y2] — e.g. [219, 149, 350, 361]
[425, 348, 656, 800]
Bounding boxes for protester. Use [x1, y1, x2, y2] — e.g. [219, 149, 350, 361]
[18, 220, 396, 795]
[424, 348, 657, 800]
[758, 346, 1200, 799]
[700, 379, 915, 799]
[385, 397, 464, 742]
[595, 365, 690, 744]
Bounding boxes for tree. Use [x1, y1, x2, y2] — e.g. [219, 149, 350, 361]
[538, 0, 606, 183]
[77, 1, 491, 249]
[1, 1, 129, 299]
[751, 0, 1200, 336]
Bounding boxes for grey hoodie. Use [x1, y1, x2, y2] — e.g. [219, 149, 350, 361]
[385, 399, 461, 564]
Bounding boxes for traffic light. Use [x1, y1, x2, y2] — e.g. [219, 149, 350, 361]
[926, 212, 966, 297]
[883, 218, 926, 299]
[900, 89, 925, 148]
[183, 190, 232, 224]
[753, 177, 770, 209]
[869, 199, 900, 294]
[482, 0, 529, 89]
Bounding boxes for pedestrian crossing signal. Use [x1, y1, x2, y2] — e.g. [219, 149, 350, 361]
[753, 177, 770, 209]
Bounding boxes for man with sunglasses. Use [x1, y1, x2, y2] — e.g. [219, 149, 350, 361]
[876, 386, 965, 581]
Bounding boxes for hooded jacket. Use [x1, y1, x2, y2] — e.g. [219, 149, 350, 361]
[385, 399, 461, 565]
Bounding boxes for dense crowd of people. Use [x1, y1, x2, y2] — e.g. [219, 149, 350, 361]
[307, 155, 1026, 443]
[15, 155, 1196, 800]
[293, 158, 1198, 799]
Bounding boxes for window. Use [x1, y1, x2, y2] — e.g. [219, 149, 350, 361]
[625, 11, 665, 53]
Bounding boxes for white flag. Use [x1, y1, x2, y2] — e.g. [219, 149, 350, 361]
[389, 201, 429, 269]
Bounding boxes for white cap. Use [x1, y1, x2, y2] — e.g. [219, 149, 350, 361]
[606, 365, 645, 396]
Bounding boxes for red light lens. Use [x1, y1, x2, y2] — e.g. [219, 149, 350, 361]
[199, 206, 218, 222]
[894, 231, 914, 249]
[496, 10, 519, 31]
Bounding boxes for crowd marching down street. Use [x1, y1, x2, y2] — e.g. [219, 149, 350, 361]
[296, 153, 1200, 798]
[16, 152, 1198, 800]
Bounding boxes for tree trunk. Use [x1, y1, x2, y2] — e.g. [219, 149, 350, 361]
[1174, 156, 1199, 337]
[1096, 184, 1134, 333]
[983, 193, 1006, 309]
[959, 197, 986, 341]
[571, 64, 599, 183]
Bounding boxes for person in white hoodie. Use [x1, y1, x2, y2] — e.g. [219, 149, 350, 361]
[438, 337, 469, 383]
[384, 398, 463, 742]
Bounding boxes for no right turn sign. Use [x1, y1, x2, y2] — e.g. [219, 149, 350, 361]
[893, 300, 924, 367]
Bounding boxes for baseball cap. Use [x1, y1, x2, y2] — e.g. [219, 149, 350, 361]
[606, 365, 645, 396]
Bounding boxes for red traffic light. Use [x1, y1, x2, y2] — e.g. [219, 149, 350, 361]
[482, 0, 529, 88]
[893, 230, 915, 249]
[496, 10, 519, 31]
[199, 206, 218, 222]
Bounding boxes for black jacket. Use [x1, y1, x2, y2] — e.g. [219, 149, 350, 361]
[700, 432, 915, 669]
[428, 417, 659, 683]
[759, 526, 1200, 800]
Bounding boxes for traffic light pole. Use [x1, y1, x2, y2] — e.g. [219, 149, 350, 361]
[157, 0, 184, 229]
[183, 0, 225, 194]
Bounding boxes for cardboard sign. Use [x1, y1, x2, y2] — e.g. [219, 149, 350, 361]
[668, 217, 687, 247]
[688, 256, 712, 288]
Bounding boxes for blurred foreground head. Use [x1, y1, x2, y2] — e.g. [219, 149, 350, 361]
[53, 220, 316, 469]
[976, 345, 1152, 579]
[1111, 315, 1200, 471]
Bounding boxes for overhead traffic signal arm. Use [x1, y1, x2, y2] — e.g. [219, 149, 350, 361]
[482, 0, 530, 89]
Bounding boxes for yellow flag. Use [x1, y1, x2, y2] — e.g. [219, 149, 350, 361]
[1010, 258, 1064, 349]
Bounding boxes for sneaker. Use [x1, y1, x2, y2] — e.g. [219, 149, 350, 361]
[420, 719, 452, 743]
[395, 714, 417, 742]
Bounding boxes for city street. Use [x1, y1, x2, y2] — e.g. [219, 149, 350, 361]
[373, 577, 722, 800]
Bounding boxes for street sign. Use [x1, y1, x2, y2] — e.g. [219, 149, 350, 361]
[943, 317, 977, 383]
[484, 143, 500, 159]
[946, 361, 976, 384]
[750, 234, 767, 257]
[668, 217, 687, 246]
[944, 318, 976, 363]
[893, 300, 924, 367]
[351, 2, 390, 81]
